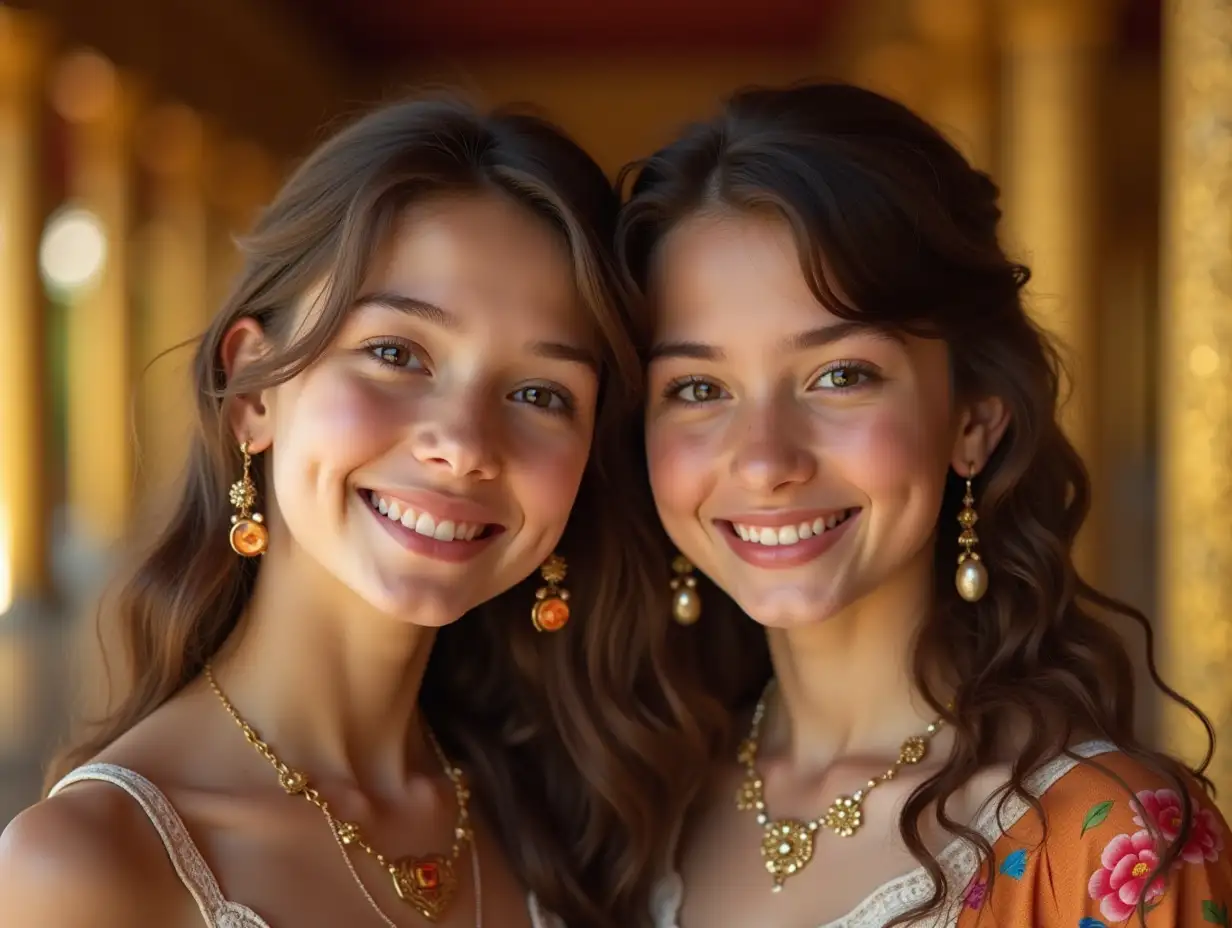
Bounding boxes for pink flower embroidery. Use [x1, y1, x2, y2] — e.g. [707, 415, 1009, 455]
[962, 878, 987, 910]
[1132, 788, 1225, 864]
[1088, 831, 1166, 923]
[1183, 806, 1225, 863]
[1132, 789, 1186, 840]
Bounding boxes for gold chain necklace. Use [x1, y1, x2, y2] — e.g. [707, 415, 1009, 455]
[206, 664, 473, 922]
[735, 681, 946, 892]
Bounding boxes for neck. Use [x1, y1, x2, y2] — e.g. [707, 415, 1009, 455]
[762, 545, 947, 767]
[209, 540, 437, 791]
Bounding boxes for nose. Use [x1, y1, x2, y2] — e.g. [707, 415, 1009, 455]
[729, 396, 816, 494]
[408, 395, 501, 481]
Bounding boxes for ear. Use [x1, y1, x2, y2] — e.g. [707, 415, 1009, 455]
[950, 394, 1010, 477]
[220, 317, 275, 453]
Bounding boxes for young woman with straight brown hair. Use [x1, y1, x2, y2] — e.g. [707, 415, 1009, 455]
[0, 96, 707, 928]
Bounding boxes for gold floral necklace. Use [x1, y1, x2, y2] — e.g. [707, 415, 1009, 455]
[735, 680, 946, 891]
[206, 664, 473, 922]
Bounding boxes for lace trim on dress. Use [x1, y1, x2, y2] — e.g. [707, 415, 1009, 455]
[52, 763, 557, 928]
[50, 763, 271, 928]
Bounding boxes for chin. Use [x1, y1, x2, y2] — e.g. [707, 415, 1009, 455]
[355, 574, 483, 627]
[734, 583, 855, 629]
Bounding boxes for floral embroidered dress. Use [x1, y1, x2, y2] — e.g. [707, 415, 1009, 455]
[652, 742, 1232, 928]
[956, 747, 1231, 928]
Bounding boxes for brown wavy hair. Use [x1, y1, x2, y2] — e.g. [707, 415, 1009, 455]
[50, 96, 709, 928]
[616, 82, 1216, 925]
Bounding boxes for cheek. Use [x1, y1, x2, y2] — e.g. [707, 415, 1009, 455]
[646, 420, 715, 518]
[504, 425, 591, 526]
[823, 402, 951, 498]
[271, 364, 399, 507]
[273, 371, 394, 484]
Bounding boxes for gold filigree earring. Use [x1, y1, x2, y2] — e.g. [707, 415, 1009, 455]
[955, 464, 988, 602]
[228, 440, 268, 557]
[670, 554, 702, 625]
[532, 554, 570, 632]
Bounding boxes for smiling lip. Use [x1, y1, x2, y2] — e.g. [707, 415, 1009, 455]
[361, 489, 505, 564]
[716, 507, 860, 569]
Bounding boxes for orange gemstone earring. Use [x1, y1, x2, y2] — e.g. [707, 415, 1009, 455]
[228, 441, 268, 557]
[531, 554, 570, 632]
[954, 464, 988, 602]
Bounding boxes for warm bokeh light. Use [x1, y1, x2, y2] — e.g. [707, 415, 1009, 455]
[38, 205, 107, 294]
[49, 49, 116, 123]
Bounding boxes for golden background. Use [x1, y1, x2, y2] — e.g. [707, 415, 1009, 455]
[0, 0, 1228, 822]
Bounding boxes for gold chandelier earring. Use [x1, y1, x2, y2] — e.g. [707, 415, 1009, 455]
[532, 554, 570, 632]
[670, 554, 702, 625]
[228, 440, 268, 557]
[955, 464, 988, 602]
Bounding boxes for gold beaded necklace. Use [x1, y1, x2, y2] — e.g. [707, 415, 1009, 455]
[206, 664, 473, 923]
[735, 680, 947, 891]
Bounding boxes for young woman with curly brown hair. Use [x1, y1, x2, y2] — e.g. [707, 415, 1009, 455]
[619, 82, 1232, 928]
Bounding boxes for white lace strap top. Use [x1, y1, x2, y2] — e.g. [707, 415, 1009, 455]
[49, 763, 271, 928]
[50, 762, 561, 928]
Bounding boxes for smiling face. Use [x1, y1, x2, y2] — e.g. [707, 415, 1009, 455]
[644, 211, 973, 628]
[234, 192, 598, 625]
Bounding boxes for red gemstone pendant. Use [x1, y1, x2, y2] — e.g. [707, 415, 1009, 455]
[390, 854, 456, 922]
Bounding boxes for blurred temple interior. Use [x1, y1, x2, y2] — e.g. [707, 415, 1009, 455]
[0, 0, 1230, 823]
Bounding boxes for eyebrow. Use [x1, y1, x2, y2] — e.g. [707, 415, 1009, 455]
[649, 320, 899, 363]
[531, 341, 600, 372]
[787, 320, 904, 351]
[356, 290, 598, 372]
[353, 291, 456, 328]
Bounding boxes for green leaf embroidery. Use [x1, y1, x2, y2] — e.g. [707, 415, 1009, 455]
[1202, 899, 1229, 925]
[1081, 800, 1114, 836]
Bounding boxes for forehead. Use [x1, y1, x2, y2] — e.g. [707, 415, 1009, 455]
[364, 192, 589, 338]
[651, 210, 837, 337]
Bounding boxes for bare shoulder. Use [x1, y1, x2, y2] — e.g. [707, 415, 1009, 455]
[0, 781, 189, 927]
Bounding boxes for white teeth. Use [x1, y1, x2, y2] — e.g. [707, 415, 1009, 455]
[732, 510, 853, 547]
[369, 492, 487, 543]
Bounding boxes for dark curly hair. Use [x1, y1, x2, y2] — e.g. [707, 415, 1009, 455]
[616, 81, 1215, 925]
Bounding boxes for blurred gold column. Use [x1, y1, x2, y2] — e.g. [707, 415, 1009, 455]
[908, 0, 994, 171]
[136, 104, 208, 499]
[0, 9, 51, 610]
[206, 139, 274, 314]
[999, 0, 1110, 576]
[51, 51, 142, 545]
[1159, 0, 1232, 800]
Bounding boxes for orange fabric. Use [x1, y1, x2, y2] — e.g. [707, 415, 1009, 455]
[957, 753, 1232, 927]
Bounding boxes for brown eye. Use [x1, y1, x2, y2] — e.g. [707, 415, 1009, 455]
[373, 345, 406, 365]
[521, 386, 550, 407]
[510, 385, 570, 413]
[671, 379, 726, 403]
[813, 365, 872, 390]
[366, 339, 426, 371]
